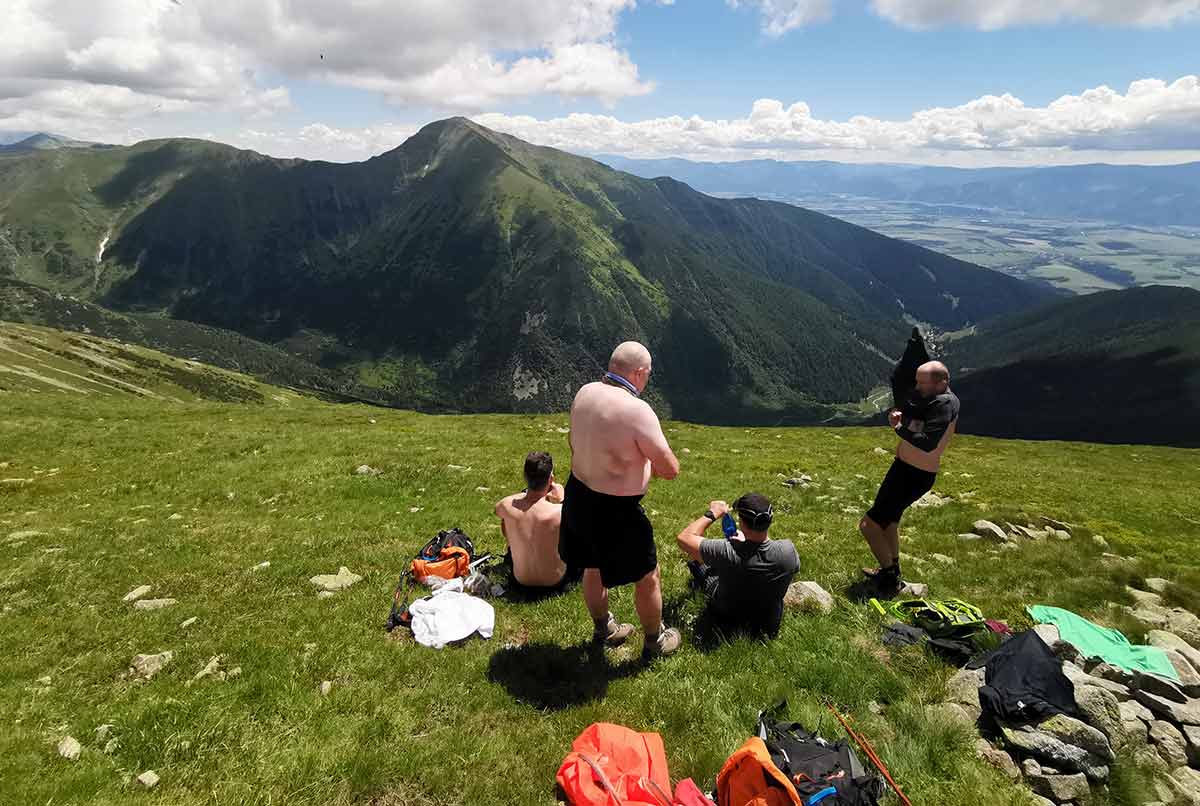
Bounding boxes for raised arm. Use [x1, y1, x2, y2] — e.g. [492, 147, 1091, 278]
[894, 396, 956, 453]
[676, 500, 728, 562]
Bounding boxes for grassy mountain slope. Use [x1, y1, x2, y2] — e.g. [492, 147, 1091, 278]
[2, 387, 1197, 805]
[946, 285, 1200, 446]
[1, 119, 1046, 422]
[600, 155, 1200, 228]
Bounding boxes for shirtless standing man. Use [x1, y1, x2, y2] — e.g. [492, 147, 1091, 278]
[860, 360, 960, 596]
[560, 341, 682, 659]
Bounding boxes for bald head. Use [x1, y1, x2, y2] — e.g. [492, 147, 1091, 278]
[916, 361, 950, 396]
[608, 341, 653, 393]
[609, 341, 652, 375]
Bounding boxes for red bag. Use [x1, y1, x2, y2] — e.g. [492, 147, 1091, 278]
[557, 723, 673, 806]
[673, 778, 716, 806]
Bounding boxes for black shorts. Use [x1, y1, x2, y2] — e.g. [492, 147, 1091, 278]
[558, 474, 657, 588]
[866, 459, 937, 528]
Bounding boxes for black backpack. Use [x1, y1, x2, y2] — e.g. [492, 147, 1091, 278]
[416, 528, 476, 563]
[757, 706, 883, 805]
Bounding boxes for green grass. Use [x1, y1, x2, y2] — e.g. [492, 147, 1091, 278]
[2, 388, 1198, 805]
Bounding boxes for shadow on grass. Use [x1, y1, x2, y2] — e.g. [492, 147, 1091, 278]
[487, 642, 644, 710]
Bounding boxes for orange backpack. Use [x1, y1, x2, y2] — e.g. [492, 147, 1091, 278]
[716, 737, 802, 806]
[557, 723, 674, 806]
[409, 528, 475, 582]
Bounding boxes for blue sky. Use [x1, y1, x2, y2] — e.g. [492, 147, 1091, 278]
[2, 0, 1198, 165]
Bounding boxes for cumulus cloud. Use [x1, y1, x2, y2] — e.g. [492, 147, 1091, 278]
[0, 0, 652, 141]
[231, 123, 421, 161]
[727, 0, 834, 35]
[871, 0, 1200, 30]
[472, 76, 1200, 161]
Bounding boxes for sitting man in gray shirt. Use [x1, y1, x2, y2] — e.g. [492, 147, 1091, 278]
[675, 492, 800, 639]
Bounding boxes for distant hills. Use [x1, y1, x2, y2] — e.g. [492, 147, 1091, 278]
[599, 155, 1200, 229]
[0, 118, 1048, 422]
[0, 132, 106, 154]
[945, 285, 1200, 447]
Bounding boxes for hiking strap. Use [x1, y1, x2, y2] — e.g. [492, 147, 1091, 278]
[824, 701, 911, 806]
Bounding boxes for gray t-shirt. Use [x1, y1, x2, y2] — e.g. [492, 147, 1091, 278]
[699, 537, 800, 636]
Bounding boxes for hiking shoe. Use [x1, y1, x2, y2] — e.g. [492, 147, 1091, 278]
[641, 627, 681, 660]
[870, 573, 905, 599]
[592, 613, 635, 647]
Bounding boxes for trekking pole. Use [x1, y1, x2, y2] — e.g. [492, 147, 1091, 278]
[824, 701, 912, 806]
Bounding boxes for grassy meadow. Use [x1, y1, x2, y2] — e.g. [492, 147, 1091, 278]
[2, 385, 1199, 805]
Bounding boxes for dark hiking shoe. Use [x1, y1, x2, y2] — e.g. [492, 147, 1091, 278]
[641, 627, 682, 661]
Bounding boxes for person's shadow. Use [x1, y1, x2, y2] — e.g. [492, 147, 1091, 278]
[487, 642, 644, 710]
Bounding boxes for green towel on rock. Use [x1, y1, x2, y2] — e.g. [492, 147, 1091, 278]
[1028, 605, 1179, 681]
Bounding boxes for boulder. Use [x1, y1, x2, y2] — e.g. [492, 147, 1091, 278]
[1027, 771, 1090, 802]
[1092, 535, 1110, 550]
[784, 581, 834, 614]
[1163, 650, 1200, 696]
[137, 770, 160, 789]
[945, 667, 985, 718]
[1033, 624, 1061, 646]
[972, 520, 1009, 542]
[1149, 720, 1190, 770]
[1086, 661, 1136, 689]
[1166, 767, 1200, 805]
[1165, 610, 1200, 648]
[1119, 698, 1155, 725]
[309, 567, 362, 592]
[1022, 758, 1042, 777]
[1039, 516, 1073, 533]
[1000, 723, 1110, 781]
[129, 651, 173, 680]
[1145, 578, 1170, 594]
[1147, 631, 1200, 677]
[1135, 689, 1200, 726]
[1075, 684, 1129, 749]
[1038, 714, 1115, 764]
[1127, 586, 1165, 608]
[927, 702, 975, 728]
[1133, 670, 1190, 704]
[974, 738, 1019, 780]
[57, 736, 81, 761]
[1182, 724, 1200, 767]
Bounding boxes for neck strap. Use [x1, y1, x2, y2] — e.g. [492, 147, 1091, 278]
[603, 371, 640, 397]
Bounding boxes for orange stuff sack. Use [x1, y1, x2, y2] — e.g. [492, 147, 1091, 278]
[716, 737, 802, 806]
[410, 546, 471, 581]
[556, 722, 673, 806]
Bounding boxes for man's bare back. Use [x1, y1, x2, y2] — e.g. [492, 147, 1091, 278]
[569, 382, 677, 497]
[496, 485, 567, 587]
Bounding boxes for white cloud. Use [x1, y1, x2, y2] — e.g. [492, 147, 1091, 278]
[230, 123, 421, 161]
[471, 76, 1200, 164]
[727, 0, 834, 35]
[871, 0, 1200, 30]
[0, 0, 653, 142]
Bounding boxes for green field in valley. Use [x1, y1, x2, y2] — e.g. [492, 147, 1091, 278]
[3, 336, 1200, 805]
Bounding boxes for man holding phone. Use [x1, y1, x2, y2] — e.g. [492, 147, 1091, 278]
[675, 493, 799, 639]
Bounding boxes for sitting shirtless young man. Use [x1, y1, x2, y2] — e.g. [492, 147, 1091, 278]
[494, 452, 574, 593]
[559, 341, 681, 660]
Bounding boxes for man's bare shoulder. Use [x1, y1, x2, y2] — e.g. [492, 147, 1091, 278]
[495, 493, 520, 514]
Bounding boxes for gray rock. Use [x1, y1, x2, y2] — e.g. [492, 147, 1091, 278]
[133, 598, 177, 611]
[1033, 624, 1061, 646]
[1165, 610, 1200, 648]
[1182, 724, 1200, 767]
[1000, 723, 1110, 781]
[137, 770, 160, 789]
[1145, 578, 1170, 594]
[1123, 717, 1150, 747]
[122, 584, 151, 602]
[1135, 689, 1200, 726]
[1039, 516, 1073, 533]
[1087, 661, 1137, 688]
[958, 533, 984, 542]
[1166, 767, 1200, 805]
[973, 739, 1019, 780]
[1149, 720, 1190, 770]
[1147, 631, 1200, 677]
[1119, 699, 1155, 724]
[1029, 798, 1055, 806]
[899, 581, 929, 597]
[1075, 684, 1129, 749]
[1134, 670, 1190, 703]
[187, 655, 222, 686]
[57, 736, 81, 761]
[784, 581, 834, 614]
[1028, 771, 1090, 802]
[180, 617, 198, 629]
[316, 590, 335, 599]
[130, 651, 173, 680]
[1022, 757, 1042, 777]
[353, 464, 378, 476]
[319, 680, 332, 697]
[1039, 713, 1115, 763]
[309, 566, 362, 592]
[972, 520, 1010, 542]
[927, 702, 974, 727]
[873, 447, 889, 456]
[945, 667, 985, 718]
[94, 724, 114, 743]
[1092, 534, 1110, 549]
[1128, 586, 1166, 608]
[1163, 650, 1200, 696]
